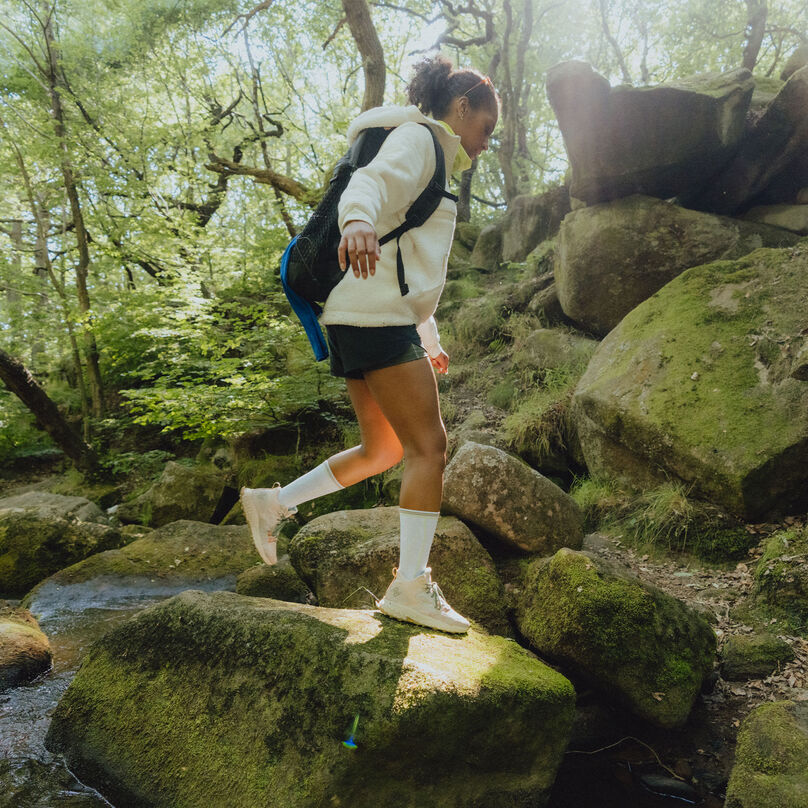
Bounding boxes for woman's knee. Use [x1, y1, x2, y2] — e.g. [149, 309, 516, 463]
[363, 441, 404, 473]
[404, 428, 447, 467]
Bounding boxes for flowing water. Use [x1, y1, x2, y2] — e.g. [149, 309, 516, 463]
[0, 577, 236, 808]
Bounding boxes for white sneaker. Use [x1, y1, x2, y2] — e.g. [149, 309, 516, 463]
[376, 567, 470, 634]
[239, 484, 295, 566]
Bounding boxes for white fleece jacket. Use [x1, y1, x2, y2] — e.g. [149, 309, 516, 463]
[319, 105, 462, 358]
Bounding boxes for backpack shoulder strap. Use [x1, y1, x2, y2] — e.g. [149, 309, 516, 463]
[378, 124, 459, 296]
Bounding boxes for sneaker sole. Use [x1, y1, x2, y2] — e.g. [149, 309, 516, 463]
[239, 487, 277, 566]
[376, 602, 469, 634]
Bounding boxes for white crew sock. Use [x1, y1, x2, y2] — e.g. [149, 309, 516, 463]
[277, 460, 344, 511]
[397, 508, 439, 580]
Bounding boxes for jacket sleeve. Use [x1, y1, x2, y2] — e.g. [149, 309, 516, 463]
[338, 122, 435, 233]
[416, 316, 442, 359]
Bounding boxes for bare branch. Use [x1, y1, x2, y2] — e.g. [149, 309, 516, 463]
[205, 151, 312, 203]
[222, 0, 277, 37]
[323, 16, 348, 49]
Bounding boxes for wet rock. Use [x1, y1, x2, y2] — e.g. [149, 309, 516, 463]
[571, 241, 808, 519]
[236, 558, 314, 604]
[0, 491, 107, 525]
[45, 589, 576, 808]
[0, 602, 51, 690]
[742, 204, 808, 235]
[682, 66, 808, 213]
[501, 187, 571, 263]
[115, 461, 227, 527]
[515, 548, 716, 728]
[720, 633, 795, 681]
[289, 507, 510, 635]
[0, 512, 126, 597]
[556, 195, 799, 336]
[725, 701, 808, 807]
[20, 520, 260, 609]
[442, 442, 584, 555]
[546, 61, 753, 204]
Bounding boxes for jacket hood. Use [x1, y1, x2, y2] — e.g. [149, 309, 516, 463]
[345, 104, 461, 168]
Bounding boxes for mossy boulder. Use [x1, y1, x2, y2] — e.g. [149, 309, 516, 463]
[556, 195, 799, 336]
[468, 222, 503, 271]
[571, 241, 808, 519]
[442, 442, 584, 555]
[501, 188, 571, 263]
[525, 239, 557, 276]
[0, 490, 107, 524]
[513, 328, 597, 371]
[720, 633, 795, 681]
[0, 602, 51, 690]
[752, 527, 808, 632]
[116, 461, 227, 527]
[20, 520, 259, 610]
[515, 548, 716, 728]
[454, 221, 481, 250]
[0, 511, 126, 598]
[742, 204, 808, 235]
[45, 590, 576, 808]
[236, 558, 314, 604]
[546, 61, 754, 204]
[725, 701, 808, 808]
[289, 507, 510, 636]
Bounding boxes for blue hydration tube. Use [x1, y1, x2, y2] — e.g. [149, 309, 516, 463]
[279, 235, 329, 361]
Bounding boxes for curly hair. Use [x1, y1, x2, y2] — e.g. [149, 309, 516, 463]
[406, 54, 499, 118]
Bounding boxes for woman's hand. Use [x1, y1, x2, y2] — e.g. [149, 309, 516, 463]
[338, 220, 381, 278]
[430, 351, 449, 375]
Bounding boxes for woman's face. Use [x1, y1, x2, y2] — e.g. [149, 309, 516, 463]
[453, 99, 498, 161]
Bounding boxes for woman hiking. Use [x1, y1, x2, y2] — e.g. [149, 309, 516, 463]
[241, 55, 499, 633]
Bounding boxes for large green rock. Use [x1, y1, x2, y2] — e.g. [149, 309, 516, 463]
[0, 511, 125, 598]
[515, 548, 716, 728]
[556, 195, 799, 336]
[725, 701, 808, 808]
[546, 61, 754, 204]
[20, 520, 259, 609]
[289, 507, 510, 635]
[0, 491, 108, 524]
[468, 222, 503, 271]
[115, 461, 226, 527]
[743, 204, 808, 235]
[45, 590, 576, 808]
[571, 241, 808, 519]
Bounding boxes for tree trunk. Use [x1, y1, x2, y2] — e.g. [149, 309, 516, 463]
[743, 1, 768, 71]
[43, 7, 105, 420]
[341, 0, 385, 111]
[0, 348, 98, 474]
[457, 162, 476, 222]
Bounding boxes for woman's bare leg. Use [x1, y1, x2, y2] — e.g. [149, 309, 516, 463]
[362, 357, 446, 512]
[326, 377, 404, 486]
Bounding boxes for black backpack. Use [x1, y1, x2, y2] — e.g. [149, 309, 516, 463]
[284, 122, 458, 305]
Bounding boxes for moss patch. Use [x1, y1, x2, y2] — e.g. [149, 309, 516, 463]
[45, 590, 575, 808]
[573, 240, 808, 519]
[515, 548, 716, 728]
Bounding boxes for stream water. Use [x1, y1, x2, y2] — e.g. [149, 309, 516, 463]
[0, 577, 234, 808]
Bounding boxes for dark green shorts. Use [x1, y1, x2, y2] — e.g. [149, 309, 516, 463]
[325, 324, 427, 379]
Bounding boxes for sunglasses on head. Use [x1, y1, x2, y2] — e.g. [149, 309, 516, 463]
[462, 75, 495, 98]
